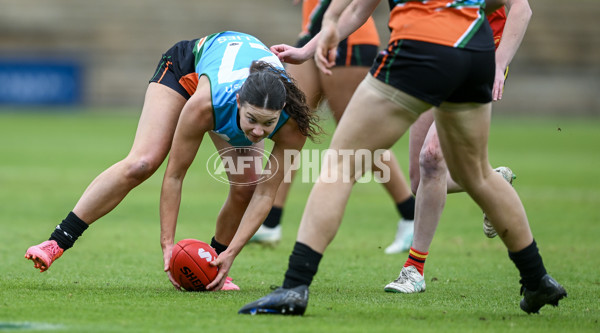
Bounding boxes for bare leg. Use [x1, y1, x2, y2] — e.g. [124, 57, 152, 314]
[271, 60, 322, 208]
[297, 78, 419, 253]
[210, 132, 265, 245]
[273, 175, 294, 208]
[383, 121, 449, 293]
[320, 66, 367, 123]
[384, 103, 529, 294]
[25, 83, 186, 272]
[249, 61, 325, 245]
[323, 67, 415, 255]
[274, 65, 413, 220]
[73, 83, 187, 223]
[411, 123, 448, 252]
[322, 67, 413, 204]
[433, 103, 532, 251]
[408, 110, 434, 195]
[409, 110, 461, 196]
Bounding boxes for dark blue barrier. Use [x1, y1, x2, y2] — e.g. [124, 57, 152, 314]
[0, 59, 83, 105]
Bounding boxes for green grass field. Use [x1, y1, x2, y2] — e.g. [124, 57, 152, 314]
[0, 110, 599, 332]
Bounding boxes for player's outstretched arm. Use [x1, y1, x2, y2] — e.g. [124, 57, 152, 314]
[315, 0, 380, 74]
[271, 0, 379, 70]
[270, 44, 314, 65]
[159, 89, 213, 287]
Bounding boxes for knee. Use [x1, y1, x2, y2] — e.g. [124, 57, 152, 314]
[409, 174, 420, 196]
[229, 184, 256, 204]
[447, 165, 485, 192]
[419, 143, 446, 179]
[409, 160, 420, 195]
[123, 156, 161, 183]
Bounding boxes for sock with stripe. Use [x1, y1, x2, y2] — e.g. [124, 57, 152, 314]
[404, 247, 428, 275]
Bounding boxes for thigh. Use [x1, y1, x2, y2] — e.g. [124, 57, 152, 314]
[320, 66, 370, 123]
[209, 132, 265, 185]
[330, 75, 425, 155]
[285, 60, 323, 110]
[408, 109, 434, 184]
[128, 83, 187, 162]
[432, 103, 492, 184]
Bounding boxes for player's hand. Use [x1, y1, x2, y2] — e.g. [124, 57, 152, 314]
[314, 24, 339, 75]
[270, 44, 311, 64]
[205, 249, 235, 291]
[492, 67, 506, 101]
[161, 243, 181, 290]
[166, 270, 181, 290]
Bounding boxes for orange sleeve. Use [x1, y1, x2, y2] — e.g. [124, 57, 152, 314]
[347, 17, 380, 47]
[301, 0, 320, 35]
[302, 0, 379, 46]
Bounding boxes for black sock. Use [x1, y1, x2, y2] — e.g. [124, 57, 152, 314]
[211, 236, 228, 255]
[396, 196, 415, 220]
[282, 242, 322, 288]
[49, 211, 89, 250]
[262, 206, 283, 228]
[508, 240, 547, 291]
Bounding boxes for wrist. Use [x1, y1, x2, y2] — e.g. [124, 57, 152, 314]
[222, 244, 242, 258]
[161, 239, 174, 249]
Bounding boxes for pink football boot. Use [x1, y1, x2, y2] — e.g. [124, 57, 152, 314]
[25, 240, 64, 272]
[221, 276, 240, 291]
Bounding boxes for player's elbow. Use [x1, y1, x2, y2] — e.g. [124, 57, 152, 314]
[521, 2, 533, 23]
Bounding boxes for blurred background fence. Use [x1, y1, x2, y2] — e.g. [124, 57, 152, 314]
[1, 0, 598, 115]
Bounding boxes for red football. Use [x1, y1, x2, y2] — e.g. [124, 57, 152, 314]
[169, 239, 218, 291]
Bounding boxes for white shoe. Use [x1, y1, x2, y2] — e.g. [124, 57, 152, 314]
[483, 166, 516, 238]
[384, 265, 425, 293]
[249, 225, 281, 246]
[384, 219, 414, 254]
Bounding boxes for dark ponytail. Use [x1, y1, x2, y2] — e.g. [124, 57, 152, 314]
[238, 61, 323, 142]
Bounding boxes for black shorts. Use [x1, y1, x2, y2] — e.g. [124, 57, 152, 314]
[296, 37, 378, 67]
[149, 39, 198, 99]
[369, 39, 494, 106]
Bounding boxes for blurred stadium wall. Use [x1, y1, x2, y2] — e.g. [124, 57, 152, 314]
[0, 0, 598, 115]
